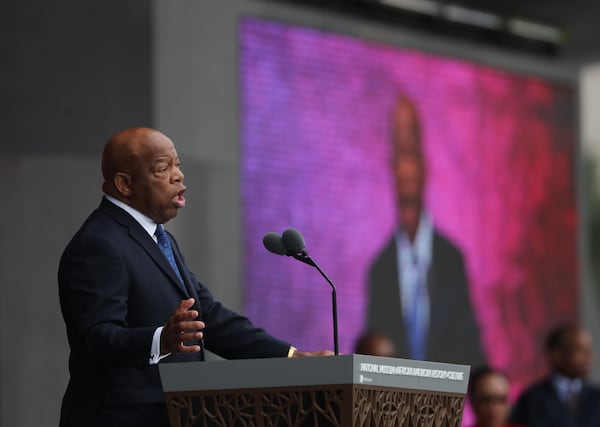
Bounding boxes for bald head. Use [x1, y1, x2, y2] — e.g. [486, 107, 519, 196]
[354, 332, 396, 357]
[102, 127, 159, 183]
[392, 96, 423, 157]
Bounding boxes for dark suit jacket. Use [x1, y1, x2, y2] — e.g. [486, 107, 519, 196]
[366, 230, 485, 366]
[58, 198, 291, 427]
[510, 378, 600, 427]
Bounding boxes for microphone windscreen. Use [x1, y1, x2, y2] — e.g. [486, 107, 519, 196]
[263, 232, 286, 255]
[282, 228, 306, 254]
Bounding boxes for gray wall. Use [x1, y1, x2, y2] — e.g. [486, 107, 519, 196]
[1, 1, 596, 426]
[2, 1, 151, 426]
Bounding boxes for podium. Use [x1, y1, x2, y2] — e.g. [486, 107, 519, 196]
[159, 354, 470, 427]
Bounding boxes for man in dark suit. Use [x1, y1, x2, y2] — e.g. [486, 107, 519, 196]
[58, 127, 331, 427]
[509, 323, 600, 427]
[366, 96, 484, 366]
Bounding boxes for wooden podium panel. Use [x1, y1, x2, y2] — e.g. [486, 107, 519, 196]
[159, 354, 470, 427]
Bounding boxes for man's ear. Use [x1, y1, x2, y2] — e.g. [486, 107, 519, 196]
[114, 172, 133, 197]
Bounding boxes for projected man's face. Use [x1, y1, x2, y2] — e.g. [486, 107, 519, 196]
[394, 154, 425, 237]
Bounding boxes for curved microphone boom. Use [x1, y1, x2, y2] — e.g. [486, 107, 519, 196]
[262, 228, 339, 356]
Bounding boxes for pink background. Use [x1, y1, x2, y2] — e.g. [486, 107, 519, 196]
[239, 16, 578, 414]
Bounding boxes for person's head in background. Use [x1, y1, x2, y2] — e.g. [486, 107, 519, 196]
[354, 331, 397, 357]
[545, 323, 593, 379]
[391, 96, 426, 242]
[469, 366, 511, 427]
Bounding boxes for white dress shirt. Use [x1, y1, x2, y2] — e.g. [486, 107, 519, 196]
[395, 213, 433, 358]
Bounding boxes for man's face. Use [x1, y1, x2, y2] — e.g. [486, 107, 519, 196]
[471, 373, 510, 427]
[553, 329, 593, 379]
[394, 154, 425, 208]
[394, 154, 425, 234]
[128, 133, 186, 224]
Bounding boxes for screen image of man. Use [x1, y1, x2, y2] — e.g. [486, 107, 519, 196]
[58, 127, 331, 427]
[366, 96, 485, 366]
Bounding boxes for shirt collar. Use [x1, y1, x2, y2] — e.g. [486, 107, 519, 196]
[396, 212, 433, 266]
[104, 195, 158, 240]
[552, 373, 583, 398]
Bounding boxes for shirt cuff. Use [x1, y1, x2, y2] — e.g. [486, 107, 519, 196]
[149, 326, 171, 365]
[287, 346, 297, 358]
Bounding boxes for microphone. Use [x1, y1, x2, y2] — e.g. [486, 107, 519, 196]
[262, 228, 339, 355]
[281, 228, 306, 254]
[263, 232, 286, 255]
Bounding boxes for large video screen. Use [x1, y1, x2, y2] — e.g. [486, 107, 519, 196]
[239, 16, 577, 400]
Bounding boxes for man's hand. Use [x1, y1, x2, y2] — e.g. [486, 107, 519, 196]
[160, 298, 204, 355]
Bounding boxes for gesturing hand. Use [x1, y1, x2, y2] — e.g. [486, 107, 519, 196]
[160, 298, 204, 355]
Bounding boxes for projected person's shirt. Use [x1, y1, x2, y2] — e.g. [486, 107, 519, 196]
[396, 213, 433, 360]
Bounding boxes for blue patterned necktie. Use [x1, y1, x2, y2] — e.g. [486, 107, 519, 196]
[155, 224, 185, 288]
[408, 255, 427, 360]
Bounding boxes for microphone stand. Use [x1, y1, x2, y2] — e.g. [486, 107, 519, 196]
[291, 251, 339, 356]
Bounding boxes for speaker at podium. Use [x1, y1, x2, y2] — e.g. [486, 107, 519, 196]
[159, 354, 470, 427]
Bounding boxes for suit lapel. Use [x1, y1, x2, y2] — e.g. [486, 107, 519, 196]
[130, 224, 189, 296]
[576, 384, 596, 427]
[98, 198, 189, 296]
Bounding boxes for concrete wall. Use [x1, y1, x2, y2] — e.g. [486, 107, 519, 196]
[582, 63, 600, 190]
[580, 63, 600, 356]
[1, 1, 151, 426]
[1, 0, 596, 426]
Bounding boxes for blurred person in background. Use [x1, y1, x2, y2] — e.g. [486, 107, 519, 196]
[469, 366, 524, 427]
[509, 323, 600, 427]
[354, 331, 397, 357]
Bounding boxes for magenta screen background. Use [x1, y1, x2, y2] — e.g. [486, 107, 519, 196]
[239, 17, 578, 403]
